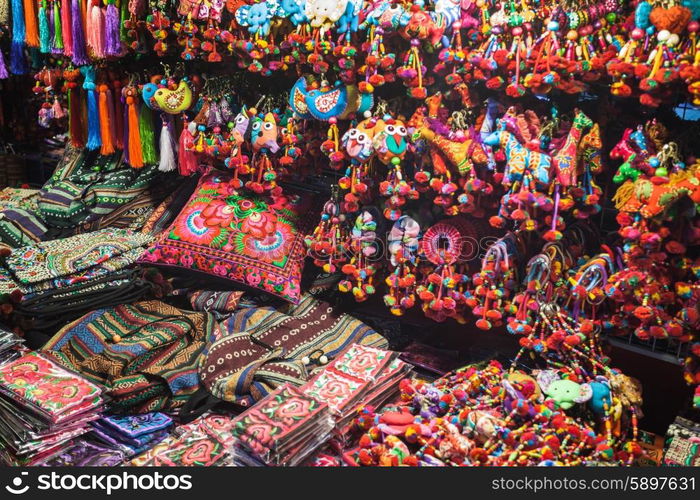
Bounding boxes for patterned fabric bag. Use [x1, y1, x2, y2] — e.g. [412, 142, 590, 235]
[37, 150, 160, 229]
[41, 300, 220, 414]
[0, 228, 152, 296]
[180, 295, 387, 421]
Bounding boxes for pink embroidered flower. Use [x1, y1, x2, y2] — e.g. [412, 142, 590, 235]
[273, 397, 314, 427]
[201, 200, 237, 229]
[241, 224, 294, 263]
[240, 211, 278, 239]
[246, 271, 262, 286]
[180, 253, 194, 267]
[173, 203, 223, 246]
[3, 361, 43, 385]
[212, 264, 229, 277]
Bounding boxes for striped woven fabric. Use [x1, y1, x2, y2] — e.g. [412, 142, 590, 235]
[37, 150, 160, 229]
[199, 294, 388, 407]
[42, 300, 219, 414]
[0, 208, 48, 247]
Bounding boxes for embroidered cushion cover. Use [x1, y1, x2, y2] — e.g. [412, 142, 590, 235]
[140, 170, 318, 303]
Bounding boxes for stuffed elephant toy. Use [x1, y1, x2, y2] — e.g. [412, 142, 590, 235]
[588, 377, 613, 415]
[235, 1, 280, 36]
[305, 0, 349, 29]
[537, 370, 593, 410]
[337, 0, 362, 34]
[278, 0, 307, 25]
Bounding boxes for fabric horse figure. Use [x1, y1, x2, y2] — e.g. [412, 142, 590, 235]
[610, 128, 647, 183]
[553, 111, 594, 187]
[484, 126, 552, 186]
[409, 107, 488, 176]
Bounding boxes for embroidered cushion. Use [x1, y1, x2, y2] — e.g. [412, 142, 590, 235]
[139, 170, 318, 303]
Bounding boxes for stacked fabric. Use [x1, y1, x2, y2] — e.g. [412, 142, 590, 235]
[130, 414, 235, 466]
[302, 344, 413, 441]
[32, 439, 125, 466]
[0, 324, 23, 367]
[0, 228, 155, 340]
[0, 352, 104, 465]
[90, 413, 173, 457]
[41, 300, 218, 414]
[231, 384, 334, 467]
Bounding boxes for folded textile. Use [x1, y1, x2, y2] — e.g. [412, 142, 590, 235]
[302, 344, 413, 439]
[0, 352, 104, 465]
[231, 384, 334, 467]
[0, 188, 40, 212]
[90, 413, 173, 456]
[32, 440, 125, 466]
[42, 300, 219, 413]
[3, 228, 153, 295]
[130, 414, 235, 466]
[197, 295, 388, 409]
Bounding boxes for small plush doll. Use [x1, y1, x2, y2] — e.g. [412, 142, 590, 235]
[249, 112, 280, 154]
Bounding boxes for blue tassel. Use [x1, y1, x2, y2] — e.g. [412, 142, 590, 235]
[38, 2, 50, 53]
[10, 0, 27, 74]
[635, 1, 652, 29]
[81, 66, 102, 150]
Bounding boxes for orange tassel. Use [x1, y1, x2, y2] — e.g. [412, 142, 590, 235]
[24, 0, 40, 47]
[98, 84, 115, 155]
[125, 90, 143, 167]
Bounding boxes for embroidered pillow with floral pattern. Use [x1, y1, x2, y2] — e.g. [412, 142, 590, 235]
[139, 170, 316, 303]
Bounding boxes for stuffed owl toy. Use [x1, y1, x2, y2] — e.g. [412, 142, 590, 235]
[248, 112, 280, 154]
[342, 119, 376, 162]
[372, 119, 408, 165]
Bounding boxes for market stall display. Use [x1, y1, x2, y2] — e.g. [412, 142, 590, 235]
[0, 0, 696, 467]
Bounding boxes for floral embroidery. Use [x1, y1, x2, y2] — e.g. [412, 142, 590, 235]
[140, 170, 317, 303]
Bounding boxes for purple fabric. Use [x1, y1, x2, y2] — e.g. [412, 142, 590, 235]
[35, 440, 124, 466]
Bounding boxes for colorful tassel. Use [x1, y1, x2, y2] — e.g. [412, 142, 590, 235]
[0, 50, 8, 79]
[10, 0, 27, 75]
[71, 0, 88, 65]
[38, 0, 50, 53]
[51, 97, 65, 118]
[0, 0, 10, 24]
[178, 120, 198, 175]
[23, 0, 40, 48]
[87, 0, 105, 58]
[139, 104, 158, 165]
[69, 86, 85, 147]
[124, 86, 143, 167]
[98, 84, 114, 154]
[104, 0, 119, 56]
[61, 0, 72, 56]
[158, 116, 177, 172]
[51, 0, 63, 50]
[81, 66, 101, 150]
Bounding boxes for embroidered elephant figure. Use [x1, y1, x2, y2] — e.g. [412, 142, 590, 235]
[305, 0, 349, 29]
[337, 0, 362, 34]
[235, 1, 280, 36]
[537, 370, 593, 410]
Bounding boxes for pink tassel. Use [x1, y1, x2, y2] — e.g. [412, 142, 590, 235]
[61, 0, 73, 57]
[178, 121, 198, 176]
[87, 2, 105, 58]
[52, 97, 65, 119]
